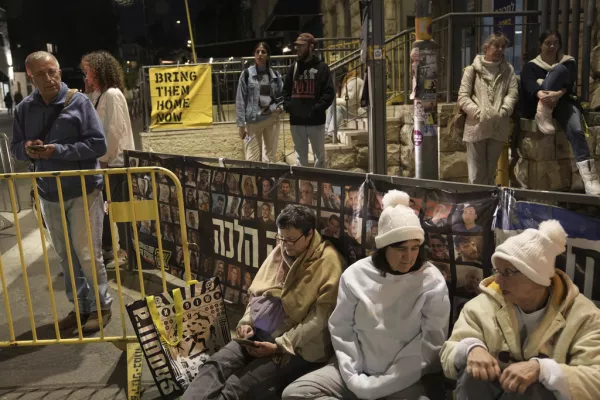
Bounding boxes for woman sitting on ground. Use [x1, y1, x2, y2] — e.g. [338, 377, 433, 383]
[283, 190, 450, 400]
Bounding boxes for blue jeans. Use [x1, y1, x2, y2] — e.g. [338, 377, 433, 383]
[290, 125, 326, 168]
[542, 64, 591, 162]
[40, 189, 113, 313]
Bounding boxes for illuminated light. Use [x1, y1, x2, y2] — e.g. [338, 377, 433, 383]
[282, 46, 291, 53]
[176, 20, 181, 24]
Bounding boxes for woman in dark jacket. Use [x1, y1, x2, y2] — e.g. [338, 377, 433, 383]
[521, 29, 600, 195]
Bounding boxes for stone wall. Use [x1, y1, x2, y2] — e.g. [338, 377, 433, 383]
[516, 115, 600, 191]
[140, 121, 294, 162]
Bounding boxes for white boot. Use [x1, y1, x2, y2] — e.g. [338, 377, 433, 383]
[535, 101, 555, 134]
[576, 159, 600, 196]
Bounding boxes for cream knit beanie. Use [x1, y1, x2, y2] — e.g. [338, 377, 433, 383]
[491, 220, 568, 287]
[375, 190, 424, 249]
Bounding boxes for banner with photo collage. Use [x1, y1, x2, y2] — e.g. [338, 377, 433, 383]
[125, 151, 499, 325]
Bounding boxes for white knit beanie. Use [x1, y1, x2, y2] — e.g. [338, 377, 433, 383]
[491, 220, 568, 287]
[375, 190, 424, 249]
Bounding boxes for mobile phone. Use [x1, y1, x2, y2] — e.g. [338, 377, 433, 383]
[232, 337, 259, 347]
[27, 145, 46, 152]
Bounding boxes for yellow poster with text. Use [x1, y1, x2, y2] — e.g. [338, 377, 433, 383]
[149, 64, 213, 130]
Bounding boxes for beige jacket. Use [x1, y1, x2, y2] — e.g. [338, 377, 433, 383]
[441, 269, 600, 400]
[458, 55, 519, 143]
[237, 231, 345, 362]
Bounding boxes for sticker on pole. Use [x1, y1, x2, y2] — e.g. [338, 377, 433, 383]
[374, 47, 383, 60]
[413, 130, 423, 146]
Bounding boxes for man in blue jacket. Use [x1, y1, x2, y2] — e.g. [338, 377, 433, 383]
[11, 51, 113, 334]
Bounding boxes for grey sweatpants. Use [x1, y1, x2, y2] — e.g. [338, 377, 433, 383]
[290, 124, 326, 168]
[282, 362, 441, 400]
[466, 139, 505, 185]
[455, 369, 557, 400]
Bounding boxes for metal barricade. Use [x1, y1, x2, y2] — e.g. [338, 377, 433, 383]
[0, 133, 20, 213]
[0, 166, 190, 350]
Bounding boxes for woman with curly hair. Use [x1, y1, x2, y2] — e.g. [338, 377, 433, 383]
[81, 51, 135, 262]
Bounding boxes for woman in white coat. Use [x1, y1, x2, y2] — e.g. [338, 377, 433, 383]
[458, 32, 519, 185]
[282, 190, 450, 400]
[81, 51, 135, 262]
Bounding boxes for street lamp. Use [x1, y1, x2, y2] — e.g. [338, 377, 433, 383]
[176, 20, 181, 24]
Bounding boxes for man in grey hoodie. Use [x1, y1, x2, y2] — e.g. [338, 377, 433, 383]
[11, 51, 112, 334]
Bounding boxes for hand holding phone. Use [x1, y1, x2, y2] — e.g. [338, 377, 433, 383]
[232, 337, 258, 347]
[27, 145, 46, 152]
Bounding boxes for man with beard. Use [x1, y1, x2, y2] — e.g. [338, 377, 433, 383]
[198, 169, 210, 190]
[278, 179, 295, 202]
[282, 33, 335, 168]
[454, 204, 483, 233]
[455, 236, 481, 264]
[260, 202, 275, 224]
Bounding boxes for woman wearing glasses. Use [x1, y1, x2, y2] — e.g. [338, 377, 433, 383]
[283, 190, 450, 400]
[236, 41, 284, 163]
[441, 220, 600, 400]
[521, 29, 600, 195]
[183, 204, 345, 399]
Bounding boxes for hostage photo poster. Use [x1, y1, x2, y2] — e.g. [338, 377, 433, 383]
[124, 150, 507, 325]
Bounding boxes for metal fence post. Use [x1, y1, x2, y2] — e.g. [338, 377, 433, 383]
[446, 17, 453, 103]
[581, 0, 595, 102]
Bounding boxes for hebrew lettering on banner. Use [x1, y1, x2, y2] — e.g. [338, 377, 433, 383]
[124, 151, 500, 316]
[495, 190, 600, 307]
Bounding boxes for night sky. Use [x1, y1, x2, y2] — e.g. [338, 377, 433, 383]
[0, 0, 245, 70]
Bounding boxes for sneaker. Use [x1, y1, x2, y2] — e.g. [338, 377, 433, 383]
[81, 309, 112, 333]
[59, 311, 90, 331]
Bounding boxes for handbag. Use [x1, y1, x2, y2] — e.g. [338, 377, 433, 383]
[448, 67, 476, 140]
[126, 277, 231, 399]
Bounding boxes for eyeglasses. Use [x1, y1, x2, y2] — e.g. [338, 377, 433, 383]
[275, 234, 304, 246]
[492, 268, 522, 278]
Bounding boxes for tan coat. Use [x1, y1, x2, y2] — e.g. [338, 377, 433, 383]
[458, 55, 519, 143]
[238, 231, 345, 362]
[440, 270, 600, 400]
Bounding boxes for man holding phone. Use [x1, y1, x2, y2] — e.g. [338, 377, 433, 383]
[11, 51, 112, 335]
[183, 204, 345, 399]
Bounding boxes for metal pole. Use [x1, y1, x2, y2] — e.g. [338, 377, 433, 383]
[446, 17, 452, 103]
[550, 0, 559, 30]
[541, 0, 549, 33]
[413, 0, 438, 180]
[184, 0, 197, 63]
[570, 0, 581, 77]
[403, 33, 411, 104]
[367, 0, 387, 174]
[581, 0, 595, 101]
[332, 69, 338, 143]
[560, 0, 570, 53]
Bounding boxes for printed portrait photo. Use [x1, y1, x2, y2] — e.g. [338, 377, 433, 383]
[259, 177, 275, 200]
[227, 265, 241, 287]
[161, 223, 175, 242]
[227, 173, 241, 195]
[409, 197, 423, 216]
[171, 205, 180, 225]
[432, 261, 451, 282]
[212, 194, 227, 215]
[160, 204, 172, 223]
[213, 260, 226, 281]
[185, 187, 197, 208]
[453, 235, 483, 265]
[197, 168, 211, 191]
[455, 264, 484, 298]
[344, 186, 362, 215]
[424, 201, 453, 229]
[185, 167, 196, 187]
[186, 209, 199, 230]
[242, 271, 254, 291]
[277, 179, 296, 202]
[299, 180, 318, 206]
[426, 233, 450, 261]
[226, 196, 242, 218]
[169, 186, 178, 205]
[257, 202, 276, 224]
[211, 170, 226, 192]
[321, 182, 342, 210]
[198, 191, 210, 212]
[225, 287, 240, 304]
[367, 189, 383, 218]
[129, 157, 139, 168]
[344, 215, 362, 245]
[453, 203, 483, 233]
[240, 199, 256, 221]
[200, 255, 212, 278]
[242, 175, 258, 197]
[320, 211, 341, 239]
[159, 183, 170, 203]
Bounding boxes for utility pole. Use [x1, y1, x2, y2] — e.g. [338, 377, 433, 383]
[366, 0, 387, 174]
[411, 0, 438, 179]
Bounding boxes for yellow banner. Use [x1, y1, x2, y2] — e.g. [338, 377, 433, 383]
[149, 64, 213, 130]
